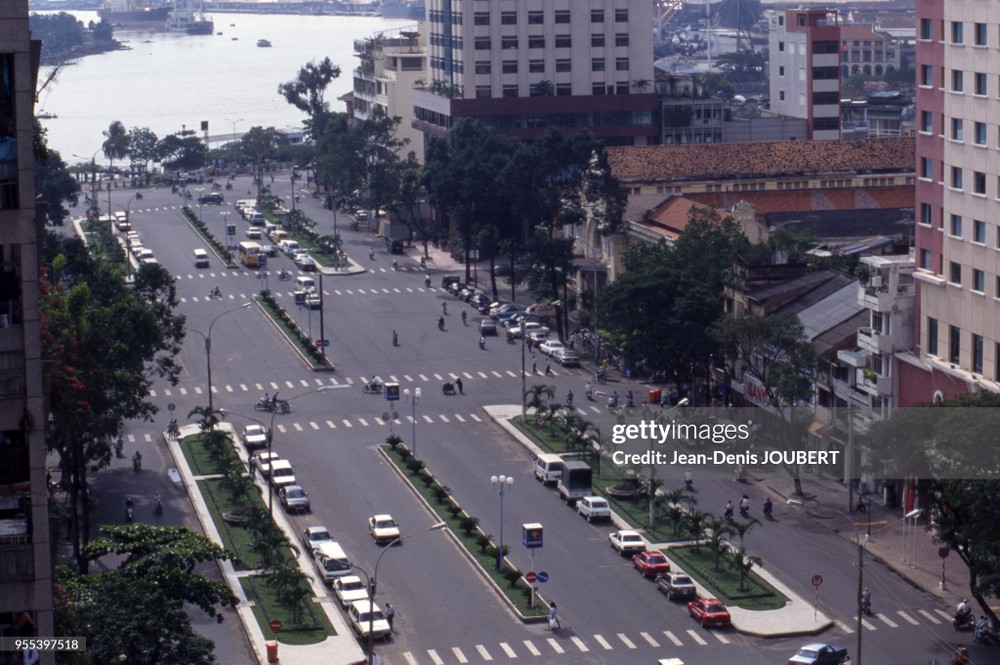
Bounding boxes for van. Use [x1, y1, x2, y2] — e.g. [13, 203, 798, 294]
[279, 240, 301, 256]
[235, 199, 255, 213]
[269, 229, 288, 243]
[193, 249, 210, 268]
[268, 459, 296, 488]
[294, 275, 316, 292]
[533, 453, 565, 485]
[198, 192, 224, 205]
[246, 211, 265, 226]
[314, 541, 352, 582]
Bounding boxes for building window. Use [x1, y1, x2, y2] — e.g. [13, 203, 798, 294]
[528, 35, 544, 48]
[475, 61, 491, 75]
[950, 261, 962, 285]
[952, 166, 963, 189]
[975, 22, 988, 46]
[591, 33, 605, 47]
[974, 269, 985, 293]
[555, 35, 572, 48]
[528, 10, 543, 25]
[502, 85, 518, 98]
[920, 65, 932, 86]
[952, 69, 963, 92]
[615, 8, 628, 22]
[616, 57, 629, 71]
[920, 18, 932, 40]
[556, 83, 571, 96]
[975, 72, 987, 95]
[555, 59, 571, 73]
[474, 12, 489, 26]
[950, 214, 963, 237]
[501, 36, 518, 50]
[501, 11, 517, 25]
[778, 41, 785, 52]
[920, 157, 933, 179]
[529, 59, 544, 73]
[950, 325, 961, 364]
[973, 334, 984, 374]
[554, 10, 570, 24]
[975, 122, 987, 145]
[474, 37, 491, 50]
[592, 83, 607, 95]
[920, 111, 932, 133]
[927, 318, 938, 355]
[920, 249, 933, 271]
[502, 60, 518, 74]
[616, 82, 629, 95]
[952, 118, 963, 140]
[779, 91, 785, 101]
[475, 85, 491, 99]
[951, 21, 963, 44]
[592, 58, 605, 72]
[974, 219, 987, 243]
[591, 9, 604, 23]
[974, 171, 987, 194]
[615, 33, 629, 47]
[920, 203, 932, 226]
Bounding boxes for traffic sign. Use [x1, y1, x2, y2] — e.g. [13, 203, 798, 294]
[522, 523, 543, 549]
[811, 574, 823, 587]
[384, 383, 400, 401]
[524, 571, 537, 584]
[537, 571, 549, 583]
[269, 619, 282, 633]
[315, 339, 323, 348]
[938, 547, 950, 559]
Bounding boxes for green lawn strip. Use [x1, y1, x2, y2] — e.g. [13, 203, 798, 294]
[256, 295, 331, 369]
[667, 545, 786, 611]
[197, 478, 267, 571]
[382, 444, 548, 617]
[510, 417, 570, 455]
[240, 574, 334, 645]
[181, 206, 235, 265]
[179, 434, 230, 476]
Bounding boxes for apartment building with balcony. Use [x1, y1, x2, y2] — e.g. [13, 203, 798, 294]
[902, 1, 1000, 405]
[769, 8, 842, 139]
[412, 0, 658, 145]
[0, 2, 53, 658]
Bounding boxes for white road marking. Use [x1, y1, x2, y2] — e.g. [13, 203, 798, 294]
[522, 640, 540, 656]
[452, 646, 468, 663]
[546, 638, 564, 654]
[876, 613, 898, 628]
[464, 371, 474, 379]
[897, 611, 920, 626]
[437, 415, 448, 423]
[475, 644, 492, 661]
[309, 421, 320, 430]
[686, 629, 707, 645]
[506, 370, 518, 377]
[393, 288, 401, 293]
[427, 649, 444, 665]
[403, 653, 418, 665]
[225, 385, 233, 392]
[270, 381, 280, 390]
[357, 418, 369, 427]
[345, 377, 354, 385]
[422, 415, 434, 424]
[933, 608, 952, 622]
[193, 387, 202, 395]
[342, 420, 353, 428]
[617, 633, 636, 649]
[284, 380, 294, 388]
[834, 619, 854, 634]
[276, 425, 287, 434]
[149, 389, 157, 397]
[640, 632, 659, 647]
[314, 379, 325, 386]
[388, 375, 399, 383]
[470, 414, 482, 422]
[499, 642, 516, 658]
[590, 406, 602, 414]
[403, 375, 414, 382]
[328, 378, 340, 385]
[433, 373, 444, 381]
[570, 636, 589, 652]
[144, 433, 152, 442]
[162, 388, 172, 396]
[713, 632, 730, 644]
[593, 634, 612, 650]
[860, 618, 877, 631]
[491, 370, 502, 378]
[382, 288, 390, 293]
[293, 423, 303, 432]
[919, 609, 942, 624]
[419, 374, 429, 381]
[454, 414, 466, 422]
[240, 384, 249, 391]
[325, 420, 336, 429]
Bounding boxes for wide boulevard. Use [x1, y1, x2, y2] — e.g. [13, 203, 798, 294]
[98, 176, 968, 665]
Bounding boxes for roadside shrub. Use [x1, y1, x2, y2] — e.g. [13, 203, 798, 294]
[475, 533, 493, 553]
[458, 515, 479, 535]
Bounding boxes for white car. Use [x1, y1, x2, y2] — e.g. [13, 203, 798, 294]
[333, 575, 370, 608]
[552, 348, 580, 367]
[527, 329, 551, 343]
[577, 496, 611, 522]
[241, 424, 268, 450]
[301, 525, 333, 556]
[250, 451, 281, 477]
[368, 514, 401, 544]
[245, 227, 262, 239]
[347, 600, 391, 639]
[609, 529, 646, 555]
[538, 340, 565, 356]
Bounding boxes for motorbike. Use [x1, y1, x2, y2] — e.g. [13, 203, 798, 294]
[739, 505, 750, 519]
[113, 435, 124, 458]
[954, 611, 976, 631]
[369, 248, 375, 260]
[135, 191, 143, 200]
[425, 276, 431, 288]
[278, 269, 291, 281]
[442, 382, 457, 395]
[478, 337, 486, 350]
[132, 452, 142, 472]
[255, 397, 291, 414]
[392, 331, 399, 347]
[392, 260, 398, 271]
[861, 599, 873, 617]
[125, 499, 134, 522]
[154, 495, 163, 516]
[763, 499, 774, 520]
[225, 182, 233, 190]
[585, 385, 593, 400]
[362, 378, 384, 395]
[438, 316, 445, 331]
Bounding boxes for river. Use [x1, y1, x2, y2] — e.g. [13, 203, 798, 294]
[33, 11, 412, 164]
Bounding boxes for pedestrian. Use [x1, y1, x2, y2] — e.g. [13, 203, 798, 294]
[455, 377, 463, 395]
[548, 603, 560, 631]
[526, 337, 534, 352]
[532, 357, 538, 374]
[385, 603, 395, 631]
[545, 361, 552, 376]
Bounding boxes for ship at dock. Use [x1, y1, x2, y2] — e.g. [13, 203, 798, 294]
[166, 0, 214, 35]
[98, 0, 171, 26]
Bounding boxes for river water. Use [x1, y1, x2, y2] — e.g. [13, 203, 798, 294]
[33, 10, 412, 164]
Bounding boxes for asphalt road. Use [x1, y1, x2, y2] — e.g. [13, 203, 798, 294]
[93, 176, 974, 665]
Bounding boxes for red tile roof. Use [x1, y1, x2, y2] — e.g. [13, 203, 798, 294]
[607, 137, 914, 183]
[682, 185, 913, 216]
[644, 196, 704, 235]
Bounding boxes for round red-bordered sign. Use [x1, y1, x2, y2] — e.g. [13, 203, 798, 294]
[524, 571, 538, 583]
[269, 619, 283, 633]
[811, 574, 823, 587]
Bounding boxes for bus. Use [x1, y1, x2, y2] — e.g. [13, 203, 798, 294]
[238, 241, 263, 268]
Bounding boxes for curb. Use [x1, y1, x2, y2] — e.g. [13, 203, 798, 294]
[249, 296, 336, 373]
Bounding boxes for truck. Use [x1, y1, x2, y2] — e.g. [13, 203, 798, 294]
[557, 460, 592, 506]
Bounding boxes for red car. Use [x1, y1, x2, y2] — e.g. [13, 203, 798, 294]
[632, 550, 671, 578]
[688, 598, 731, 628]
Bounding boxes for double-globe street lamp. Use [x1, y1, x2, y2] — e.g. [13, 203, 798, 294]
[354, 522, 446, 665]
[73, 148, 103, 217]
[403, 387, 421, 456]
[188, 302, 253, 412]
[491, 474, 514, 571]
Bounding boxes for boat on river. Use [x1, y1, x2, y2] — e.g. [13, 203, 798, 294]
[257, 39, 272, 48]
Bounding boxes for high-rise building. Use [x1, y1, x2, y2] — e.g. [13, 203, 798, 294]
[0, 1, 54, 659]
[412, 0, 658, 145]
[768, 8, 842, 140]
[904, 1, 1000, 404]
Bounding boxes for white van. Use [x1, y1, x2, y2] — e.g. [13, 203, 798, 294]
[279, 240, 301, 257]
[294, 275, 315, 292]
[193, 249, 210, 268]
[314, 541, 352, 582]
[268, 459, 296, 488]
[533, 453, 565, 485]
[246, 211, 265, 226]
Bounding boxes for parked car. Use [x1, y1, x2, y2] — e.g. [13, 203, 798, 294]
[576, 496, 611, 522]
[333, 575, 369, 608]
[245, 227, 262, 239]
[368, 514, 401, 544]
[609, 530, 645, 555]
[788, 644, 849, 665]
[301, 525, 333, 556]
[268, 459, 296, 488]
[250, 451, 281, 477]
[277, 485, 310, 513]
[657, 572, 697, 600]
[304, 293, 322, 310]
[347, 600, 391, 640]
[479, 319, 498, 336]
[447, 281, 466, 297]
[198, 192, 224, 205]
[688, 598, 732, 628]
[551, 348, 580, 367]
[538, 340, 565, 356]
[295, 255, 317, 271]
[490, 303, 519, 319]
[241, 424, 269, 450]
[632, 550, 671, 578]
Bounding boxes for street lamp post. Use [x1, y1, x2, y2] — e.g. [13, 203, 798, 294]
[74, 149, 102, 217]
[225, 117, 243, 169]
[490, 475, 514, 570]
[359, 522, 446, 665]
[196, 186, 205, 222]
[403, 387, 421, 456]
[189, 302, 253, 412]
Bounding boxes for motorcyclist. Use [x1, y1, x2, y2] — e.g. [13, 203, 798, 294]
[438, 316, 445, 330]
[442, 301, 448, 315]
[951, 646, 969, 665]
[392, 258, 398, 270]
[279, 268, 290, 280]
[763, 496, 773, 518]
[974, 615, 989, 643]
[369, 247, 375, 260]
[479, 335, 486, 349]
[566, 390, 574, 407]
[608, 391, 618, 408]
[424, 274, 431, 287]
[132, 451, 142, 471]
[625, 389, 634, 408]
[585, 381, 593, 400]
[154, 491, 163, 515]
[957, 599, 972, 621]
[545, 361, 553, 376]
[860, 588, 871, 614]
[739, 495, 751, 517]
[684, 470, 694, 491]
[392, 330, 399, 346]
[724, 500, 734, 520]
[260, 392, 270, 408]
[125, 496, 134, 520]
[420, 256, 426, 269]
[461, 310, 467, 325]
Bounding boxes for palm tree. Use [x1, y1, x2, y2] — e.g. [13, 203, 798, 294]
[524, 384, 555, 422]
[705, 516, 735, 572]
[729, 544, 763, 591]
[684, 510, 710, 551]
[188, 405, 228, 467]
[102, 120, 128, 171]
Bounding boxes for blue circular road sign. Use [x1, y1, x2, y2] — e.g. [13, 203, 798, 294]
[537, 571, 549, 583]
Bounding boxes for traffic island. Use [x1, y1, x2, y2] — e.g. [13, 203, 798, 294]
[181, 206, 236, 267]
[253, 293, 335, 371]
